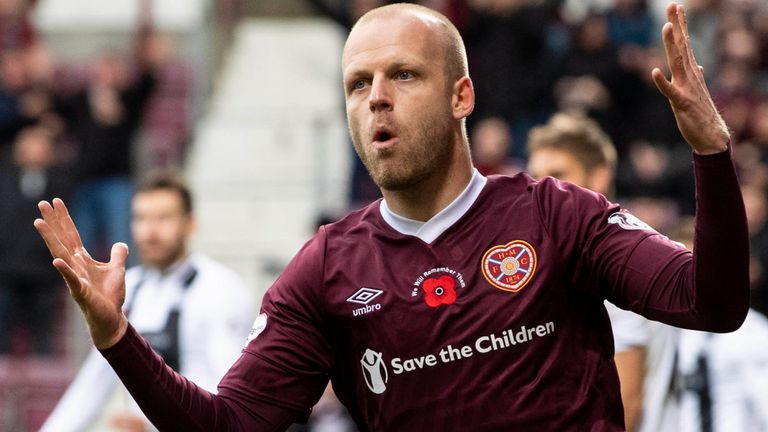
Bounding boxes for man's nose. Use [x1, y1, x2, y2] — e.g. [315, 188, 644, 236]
[369, 78, 393, 112]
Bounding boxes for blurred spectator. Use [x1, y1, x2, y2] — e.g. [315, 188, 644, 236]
[41, 171, 254, 432]
[55, 0, 162, 262]
[560, 0, 614, 24]
[526, 111, 616, 196]
[606, 0, 654, 48]
[615, 140, 695, 216]
[611, 46, 684, 154]
[553, 12, 633, 144]
[464, 0, 556, 152]
[746, 97, 768, 153]
[0, 124, 69, 355]
[0, 0, 36, 53]
[0, 43, 57, 158]
[671, 311, 768, 432]
[470, 116, 522, 176]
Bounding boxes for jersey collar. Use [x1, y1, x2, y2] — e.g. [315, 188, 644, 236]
[379, 169, 487, 244]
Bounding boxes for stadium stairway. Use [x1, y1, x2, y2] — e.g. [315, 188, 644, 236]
[185, 18, 351, 308]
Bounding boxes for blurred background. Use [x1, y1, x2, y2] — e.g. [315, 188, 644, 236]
[0, 0, 767, 431]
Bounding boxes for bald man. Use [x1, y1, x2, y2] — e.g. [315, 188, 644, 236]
[35, 3, 748, 431]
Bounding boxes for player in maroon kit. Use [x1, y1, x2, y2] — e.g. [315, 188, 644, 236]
[34, 2, 747, 431]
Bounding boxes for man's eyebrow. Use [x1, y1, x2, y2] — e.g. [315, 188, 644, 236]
[344, 57, 424, 77]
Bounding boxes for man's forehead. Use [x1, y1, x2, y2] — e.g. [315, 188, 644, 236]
[342, 12, 441, 66]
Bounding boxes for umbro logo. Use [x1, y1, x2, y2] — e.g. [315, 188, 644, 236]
[348, 288, 384, 317]
[347, 287, 384, 304]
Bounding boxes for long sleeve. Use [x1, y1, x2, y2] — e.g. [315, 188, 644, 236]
[41, 348, 120, 432]
[537, 148, 749, 332]
[100, 233, 334, 431]
[611, 150, 749, 331]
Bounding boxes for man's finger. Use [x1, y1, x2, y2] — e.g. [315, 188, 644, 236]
[52, 198, 86, 253]
[38, 200, 73, 255]
[38, 200, 60, 232]
[677, 5, 698, 68]
[52, 258, 85, 300]
[34, 218, 72, 262]
[651, 67, 674, 100]
[660, 23, 686, 82]
[51, 198, 84, 253]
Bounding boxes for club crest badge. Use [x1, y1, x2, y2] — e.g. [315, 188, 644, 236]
[481, 240, 537, 292]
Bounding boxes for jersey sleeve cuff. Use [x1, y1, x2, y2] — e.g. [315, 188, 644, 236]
[99, 323, 141, 360]
[692, 141, 733, 168]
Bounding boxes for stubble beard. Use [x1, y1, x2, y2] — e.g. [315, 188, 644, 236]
[351, 110, 455, 192]
[140, 236, 187, 270]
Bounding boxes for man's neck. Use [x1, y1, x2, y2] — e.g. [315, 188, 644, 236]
[382, 149, 474, 222]
[146, 252, 190, 275]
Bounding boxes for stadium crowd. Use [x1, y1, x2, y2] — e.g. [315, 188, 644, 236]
[1, 0, 768, 431]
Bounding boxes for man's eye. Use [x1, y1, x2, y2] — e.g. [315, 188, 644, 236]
[353, 80, 367, 90]
[397, 71, 413, 80]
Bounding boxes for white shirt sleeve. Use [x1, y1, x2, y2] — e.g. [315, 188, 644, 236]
[606, 301, 650, 352]
[40, 347, 120, 432]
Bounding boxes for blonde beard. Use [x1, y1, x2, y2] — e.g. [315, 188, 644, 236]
[351, 111, 455, 191]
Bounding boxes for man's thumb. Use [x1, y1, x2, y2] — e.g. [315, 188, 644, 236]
[110, 242, 129, 267]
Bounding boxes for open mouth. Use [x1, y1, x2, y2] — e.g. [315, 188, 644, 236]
[374, 127, 396, 144]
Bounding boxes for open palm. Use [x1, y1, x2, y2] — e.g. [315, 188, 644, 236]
[34, 198, 129, 349]
[652, 3, 730, 155]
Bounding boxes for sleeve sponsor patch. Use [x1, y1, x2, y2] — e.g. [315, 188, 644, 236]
[607, 211, 656, 232]
[245, 313, 268, 346]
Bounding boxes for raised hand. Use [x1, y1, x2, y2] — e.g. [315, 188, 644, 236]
[652, 2, 730, 155]
[34, 198, 129, 349]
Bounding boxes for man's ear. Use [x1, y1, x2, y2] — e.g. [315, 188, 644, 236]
[184, 216, 197, 238]
[588, 166, 614, 197]
[452, 76, 475, 120]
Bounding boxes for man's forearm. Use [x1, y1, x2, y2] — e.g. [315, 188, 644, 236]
[689, 148, 750, 331]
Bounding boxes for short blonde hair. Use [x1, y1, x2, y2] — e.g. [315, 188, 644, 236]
[527, 112, 617, 174]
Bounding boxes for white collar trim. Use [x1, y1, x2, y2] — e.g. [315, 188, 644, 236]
[379, 169, 487, 244]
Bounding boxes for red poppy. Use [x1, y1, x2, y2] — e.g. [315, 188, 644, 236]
[423, 275, 457, 308]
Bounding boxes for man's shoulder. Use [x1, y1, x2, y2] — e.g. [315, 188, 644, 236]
[486, 171, 536, 188]
[320, 199, 383, 239]
[484, 172, 576, 202]
[477, 172, 579, 215]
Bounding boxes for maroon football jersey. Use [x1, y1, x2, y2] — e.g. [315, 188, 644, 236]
[102, 151, 748, 431]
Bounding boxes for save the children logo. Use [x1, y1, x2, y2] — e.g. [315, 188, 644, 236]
[481, 240, 537, 293]
[411, 267, 466, 308]
[360, 349, 388, 394]
[359, 321, 556, 395]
